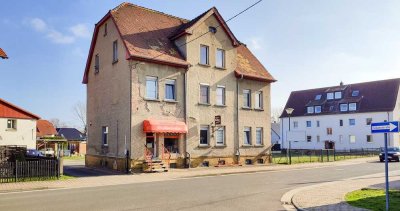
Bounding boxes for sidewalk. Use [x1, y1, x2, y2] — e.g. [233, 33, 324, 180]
[286, 170, 400, 211]
[0, 157, 376, 193]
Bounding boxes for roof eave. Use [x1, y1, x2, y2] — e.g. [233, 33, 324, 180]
[234, 70, 277, 83]
[129, 55, 190, 69]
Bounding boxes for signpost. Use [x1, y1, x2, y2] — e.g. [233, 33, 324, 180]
[371, 121, 400, 211]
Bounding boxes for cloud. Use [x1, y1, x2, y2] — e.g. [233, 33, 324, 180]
[30, 18, 47, 32]
[70, 24, 91, 38]
[247, 37, 263, 51]
[27, 18, 89, 44]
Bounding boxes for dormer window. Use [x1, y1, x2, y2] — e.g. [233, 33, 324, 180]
[307, 106, 314, 114]
[349, 103, 357, 111]
[340, 103, 348, 112]
[327, 92, 334, 100]
[352, 90, 359, 97]
[315, 95, 322, 100]
[334, 91, 342, 99]
[314, 106, 322, 113]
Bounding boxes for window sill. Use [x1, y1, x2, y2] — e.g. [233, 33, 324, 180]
[198, 145, 211, 148]
[6, 129, 17, 132]
[144, 98, 161, 102]
[163, 99, 178, 103]
[214, 145, 227, 148]
[241, 144, 253, 148]
[198, 63, 210, 67]
[254, 108, 264, 111]
[254, 144, 264, 148]
[198, 103, 211, 106]
[102, 145, 108, 148]
[214, 104, 226, 107]
[214, 66, 226, 70]
[241, 107, 252, 110]
[112, 60, 118, 65]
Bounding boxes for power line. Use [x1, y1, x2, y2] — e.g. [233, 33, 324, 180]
[138, 0, 264, 64]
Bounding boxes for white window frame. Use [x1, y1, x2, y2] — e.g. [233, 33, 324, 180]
[102, 126, 108, 146]
[243, 127, 251, 145]
[112, 40, 118, 63]
[7, 119, 17, 130]
[334, 91, 342, 99]
[349, 103, 357, 111]
[200, 125, 209, 146]
[243, 89, 251, 108]
[165, 79, 176, 101]
[340, 104, 348, 112]
[215, 126, 225, 146]
[256, 127, 263, 145]
[255, 91, 263, 109]
[146, 76, 158, 100]
[314, 106, 322, 113]
[216, 85, 225, 106]
[216, 48, 225, 68]
[200, 45, 209, 65]
[327, 92, 334, 100]
[306, 121, 312, 127]
[200, 84, 210, 104]
[307, 106, 314, 114]
[349, 119, 356, 126]
[349, 135, 356, 144]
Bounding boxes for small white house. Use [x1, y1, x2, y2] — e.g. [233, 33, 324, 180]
[0, 98, 40, 149]
[280, 79, 400, 150]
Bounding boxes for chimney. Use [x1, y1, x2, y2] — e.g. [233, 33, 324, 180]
[340, 81, 344, 86]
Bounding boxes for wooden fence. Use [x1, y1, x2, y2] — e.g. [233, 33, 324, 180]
[0, 158, 60, 183]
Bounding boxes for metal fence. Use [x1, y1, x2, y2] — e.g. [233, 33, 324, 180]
[0, 158, 60, 183]
[0, 145, 27, 162]
[272, 148, 381, 164]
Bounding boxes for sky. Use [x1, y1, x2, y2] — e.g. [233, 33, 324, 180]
[1, 0, 400, 128]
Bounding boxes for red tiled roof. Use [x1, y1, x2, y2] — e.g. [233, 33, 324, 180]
[37, 120, 57, 137]
[281, 78, 400, 118]
[0, 98, 40, 120]
[0, 48, 8, 59]
[83, 3, 275, 84]
[234, 45, 276, 82]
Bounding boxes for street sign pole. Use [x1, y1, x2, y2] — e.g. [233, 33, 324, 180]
[384, 133, 389, 211]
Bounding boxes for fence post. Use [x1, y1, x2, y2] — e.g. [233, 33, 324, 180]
[15, 160, 18, 182]
[320, 150, 323, 162]
[288, 142, 292, 165]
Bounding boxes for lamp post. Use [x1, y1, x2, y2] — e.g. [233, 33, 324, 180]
[285, 108, 294, 164]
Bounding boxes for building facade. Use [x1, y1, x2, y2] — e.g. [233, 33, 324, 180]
[83, 3, 276, 171]
[280, 79, 400, 150]
[0, 98, 39, 149]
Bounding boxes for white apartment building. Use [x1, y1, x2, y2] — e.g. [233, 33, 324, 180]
[280, 79, 400, 150]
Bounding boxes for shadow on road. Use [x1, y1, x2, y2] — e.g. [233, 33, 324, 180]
[63, 159, 123, 177]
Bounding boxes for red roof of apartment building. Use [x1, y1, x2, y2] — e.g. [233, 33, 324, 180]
[37, 120, 58, 137]
[0, 98, 40, 120]
[0, 48, 8, 59]
[83, 2, 275, 84]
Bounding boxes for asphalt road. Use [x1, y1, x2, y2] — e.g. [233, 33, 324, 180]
[1, 161, 399, 211]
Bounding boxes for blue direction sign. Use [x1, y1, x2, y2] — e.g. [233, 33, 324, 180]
[371, 121, 399, 133]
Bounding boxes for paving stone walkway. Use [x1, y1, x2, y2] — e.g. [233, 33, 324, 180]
[0, 157, 376, 193]
[291, 170, 400, 211]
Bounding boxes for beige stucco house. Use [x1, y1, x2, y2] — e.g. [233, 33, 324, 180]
[83, 3, 276, 171]
[0, 98, 40, 149]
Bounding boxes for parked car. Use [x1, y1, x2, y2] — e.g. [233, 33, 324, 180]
[26, 149, 44, 157]
[39, 148, 55, 157]
[379, 147, 400, 162]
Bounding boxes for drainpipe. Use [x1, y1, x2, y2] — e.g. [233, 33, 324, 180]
[184, 68, 189, 167]
[236, 74, 244, 164]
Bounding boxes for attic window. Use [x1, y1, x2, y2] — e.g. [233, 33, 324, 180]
[307, 106, 314, 114]
[334, 91, 342, 99]
[352, 90, 359, 97]
[209, 26, 217, 34]
[327, 92, 334, 100]
[315, 95, 322, 100]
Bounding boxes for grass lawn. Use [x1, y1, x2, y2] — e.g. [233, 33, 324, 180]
[272, 154, 377, 164]
[345, 188, 400, 211]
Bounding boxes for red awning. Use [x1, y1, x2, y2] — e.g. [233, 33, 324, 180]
[143, 120, 188, 133]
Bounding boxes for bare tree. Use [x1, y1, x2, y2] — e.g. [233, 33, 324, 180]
[49, 118, 68, 128]
[271, 107, 284, 123]
[72, 101, 87, 134]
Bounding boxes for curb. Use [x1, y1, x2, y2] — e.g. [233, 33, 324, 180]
[280, 171, 400, 211]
